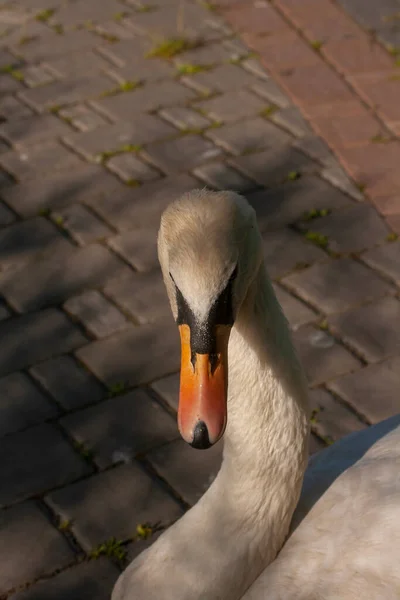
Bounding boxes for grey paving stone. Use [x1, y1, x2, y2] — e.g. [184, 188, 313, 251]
[293, 134, 334, 165]
[195, 89, 265, 123]
[30, 355, 105, 412]
[193, 161, 257, 192]
[0, 300, 11, 320]
[283, 258, 394, 315]
[0, 201, 16, 226]
[251, 80, 291, 108]
[242, 57, 270, 80]
[143, 135, 222, 173]
[328, 356, 400, 424]
[108, 228, 159, 272]
[48, 0, 123, 28]
[64, 118, 175, 161]
[92, 81, 197, 121]
[12, 30, 98, 62]
[0, 423, 91, 506]
[76, 318, 179, 387]
[58, 104, 107, 132]
[0, 216, 71, 269]
[147, 438, 223, 506]
[18, 76, 114, 112]
[46, 463, 183, 550]
[271, 106, 313, 138]
[94, 20, 137, 42]
[0, 309, 86, 377]
[103, 270, 169, 324]
[150, 372, 180, 413]
[0, 48, 20, 69]
[51, 204, 113, 245]
[0, 501, 75, 596]
[309, 388, 366, 443]
[159, 106, 211, 131]
[231, 145, 316, 187]
[20, 64, 56, 88]
[174, 41, 241, 68]
[45, 51, 111, 79]
[104, 55, 174, 84]
[0, 143, 82, 181]
[0, 372, 58, 437]
[273, 283, 317, 330]
[0, 244, 129, 312]
[297, 204, 390, 253]
[96, 36, 153, 66]
[320, 164, 364, 201]
[10, 559, 119, 600]
[362, 240, 400, 286]
[64, 290, 128, 339]
[292, 324, 361, 386]
[1, 164, 121, 217]
[0, 96, 33, 120]
[262, 228, 327, 279]
[0, 74, 23, 96]
[107, 153, 161, 183]
[61, 388, 178, 469]
[328, 296, 400, 363]
[205, 117, 291, 156]
[246, 176, 355, 232]
[336, 0, 399, 30]
[182, 63, 259, 95]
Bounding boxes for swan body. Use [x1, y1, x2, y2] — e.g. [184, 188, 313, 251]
[112, 190, 400, 600]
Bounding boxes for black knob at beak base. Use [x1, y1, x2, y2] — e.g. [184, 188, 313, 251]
[190, 421, 211, 450]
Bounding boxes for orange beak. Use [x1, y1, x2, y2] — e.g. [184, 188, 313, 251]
[178, 324, 231, 449]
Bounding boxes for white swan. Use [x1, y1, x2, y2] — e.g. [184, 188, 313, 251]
[112, 189, 400, 600]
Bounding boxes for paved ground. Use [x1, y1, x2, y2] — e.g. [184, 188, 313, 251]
[0, 0, 399, 597]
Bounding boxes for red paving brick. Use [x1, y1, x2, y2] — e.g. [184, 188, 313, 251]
[244, 32, 320, 74]
[322, 36, 395, 75]
[224, 3, 287, 36]
[311, 111, 383, 149]
[349, 72, 400, 122]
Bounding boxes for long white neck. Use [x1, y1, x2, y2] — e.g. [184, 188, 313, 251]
[113, 264, 310, 600]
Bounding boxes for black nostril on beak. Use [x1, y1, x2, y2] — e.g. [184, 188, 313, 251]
[190, 421, 211, 450]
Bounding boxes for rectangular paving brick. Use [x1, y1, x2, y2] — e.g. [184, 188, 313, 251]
[273, 283, 317, 330]
[205, 117, 291, 156]
[0, 309, 87, 377]
[147, 438, 222, 506]
[49, 0, 123, 28]
[328, 355, 400, 424]
[310, 111, 383, 149]
[20, 64, 56, 88]
[0, 501, 75, 596]
[322, 35, 394, 75]
[0, 217, 71, 268]
[0, 96, 33, 120]
[107, 228, 159, 272]
[46, 463, 182, 550]
[45, 50, 111, 78]
[328, 296, 400, 363]
[10, 559, 119, 600]
[283, 258, 394, 314]
[0, 143, 83, 181]
[12, 30, 98, 62]
[0, 372, 58, 437]
[103, 270, 170, 324]
[182, 63, 259, 95]
[1, 164, 121, 217]
[64, 290, 128, 339]
[150, 372, 180, 413]
[51, 204, 113, 245]
[107, 152, 161, 183]
[159, 106, 211, 131]
[59, 104, 107, 132]
[270, 106, 312, 138]
[76, 318, 179, 387]
[224, 2, 287, 35]
[64, 118, 175, 160]
[251, 80, 291, 108]
[349, 72, 400, 123]
[30, 355, 105, 412]
[262, 228, 326, 279]
[0, 244, 129, 312]
[362, 240, 400, 286]
[61, 389, 178, 469]
[193, 162, 257, 192]
[309, 388, 366, 443]
[248, 31, 320, 73]
[92, 81, 197, 121]
[142, 135, 222, 174]
[91, 173, 196, 234]
[0, 423, 91, 506]
[0, 114, 72, 148]
[195, 89, 265, 123]
[293, 324, 361, 385]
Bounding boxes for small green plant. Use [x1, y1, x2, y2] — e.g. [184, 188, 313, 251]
[10, 69, 24, 81]
[177, 63, 209, 75]
[90, 538, 127, 561]
[135, 3, 156, 12]
[18, 35, 36, 45]
[136, 523, 153, 540]
[260, 104, 278, 118]
[108, 381, 129, 397]
[355, 182, 366, 192]
[35, 8, 54, 22]
[287, 170, 301, 181]
[49, 104, 61, 113]
[318, 319, 328, 331]
[52, 23, 64, 34]
[310, 40, 323, 51]
[113, 11, 128, 21]
[302, 208, 331, 221]
[370, 133, 391, 143]
[387, 45, 400, 56]
[121, 143, 142, 152]
[201, 1, 217, 10]
[58, 519, 71, 531]
[53, 215, 64, 226]
[208, 120, 222, 129]
[96, 144, 142, 163]
[73, 441, 94, 460]
[387, 232, 398, 242]
[319, 434, 334, 446]
[125, 179, 140, 187]
[146, 37, 199, 59]
[310, 407, 320, 425]
[101, 80, 140, 97]
[38, 207, 51, 217]
[304, 231, 329, 249]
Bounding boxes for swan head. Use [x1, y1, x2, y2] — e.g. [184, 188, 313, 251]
[158, 189, 263, 449]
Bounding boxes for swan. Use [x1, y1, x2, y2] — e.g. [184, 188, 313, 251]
[112, 189, 400, 600]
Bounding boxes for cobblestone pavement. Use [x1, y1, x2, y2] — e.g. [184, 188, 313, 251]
[0, 0, 399, 596]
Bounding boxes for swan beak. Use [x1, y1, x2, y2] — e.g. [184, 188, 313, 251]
[178, 323, 230, 449]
